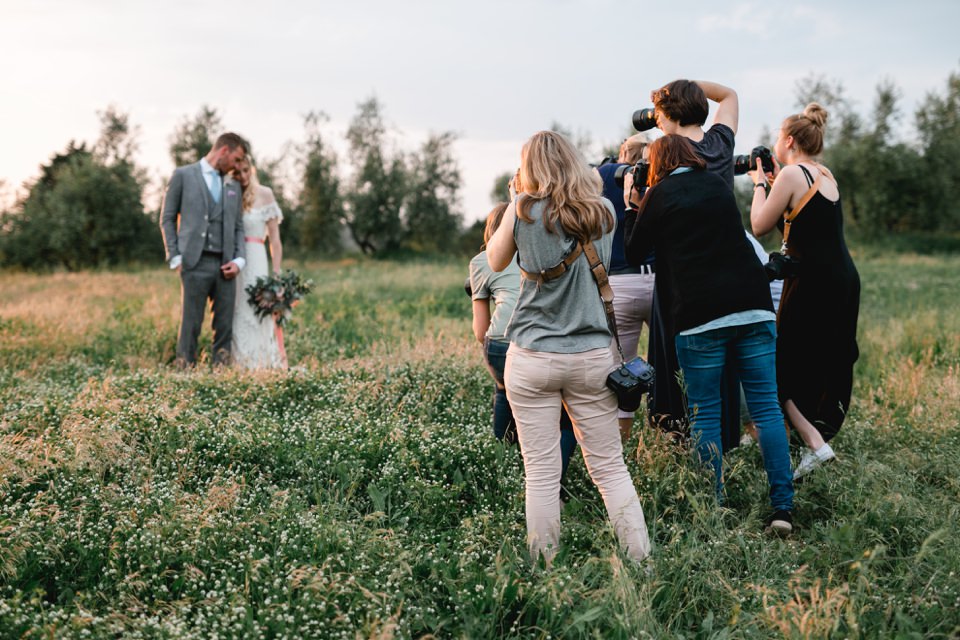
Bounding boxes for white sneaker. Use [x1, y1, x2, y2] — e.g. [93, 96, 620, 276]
[793, 443, 836, 480]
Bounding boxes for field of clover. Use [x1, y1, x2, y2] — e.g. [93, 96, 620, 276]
[1, 255, 958, 638]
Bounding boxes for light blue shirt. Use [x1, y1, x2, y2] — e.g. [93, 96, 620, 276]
[199, 157, 222, 199]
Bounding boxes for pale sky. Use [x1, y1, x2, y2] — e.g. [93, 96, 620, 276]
[1, 0, 958, 224]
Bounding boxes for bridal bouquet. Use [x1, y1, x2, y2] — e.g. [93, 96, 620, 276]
[245, 269, 313, 326]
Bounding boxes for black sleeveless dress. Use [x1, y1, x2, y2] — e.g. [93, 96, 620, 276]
[777, 165, 860, 441]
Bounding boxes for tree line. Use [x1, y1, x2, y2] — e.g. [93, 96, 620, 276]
[2, 68, 959, 270]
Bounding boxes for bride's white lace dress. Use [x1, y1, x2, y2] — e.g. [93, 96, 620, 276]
[233, 188, 287, 369]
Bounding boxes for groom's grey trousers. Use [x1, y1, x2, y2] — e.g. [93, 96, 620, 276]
[178, 253, 236, 366]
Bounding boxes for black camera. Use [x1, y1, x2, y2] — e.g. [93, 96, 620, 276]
[464, 277, 473, 297]
[763, 251, 801, 281]
[606, 356, 655, 412]
[632, 108, 657, 132]
[734, 145, 775, 175]
[626, 161, 649, 191]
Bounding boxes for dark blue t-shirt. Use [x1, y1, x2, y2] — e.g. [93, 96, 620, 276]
[598, 162, 654, 274]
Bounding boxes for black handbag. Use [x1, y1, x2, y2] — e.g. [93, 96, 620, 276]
[581, 241, 655, 412]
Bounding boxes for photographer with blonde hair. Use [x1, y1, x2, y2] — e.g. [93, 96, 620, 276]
[750, 103, 861, 480]
[487, 131, 651, 566]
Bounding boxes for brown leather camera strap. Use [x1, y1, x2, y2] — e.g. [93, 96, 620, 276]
[582, 240, 626, 364]
[782, 172, 821, 249]
[518, 242, 583, 286]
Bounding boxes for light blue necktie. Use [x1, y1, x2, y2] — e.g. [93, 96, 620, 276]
[209, 172, 221, 203]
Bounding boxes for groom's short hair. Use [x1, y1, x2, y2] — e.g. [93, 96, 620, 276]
[213, 132, 249, 155]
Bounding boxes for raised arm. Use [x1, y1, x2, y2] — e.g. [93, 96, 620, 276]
[160, 170, 183, 265]
[486, 199, 518, 272]
[751, 162, 801, 236]
[696, 80, 738, 135]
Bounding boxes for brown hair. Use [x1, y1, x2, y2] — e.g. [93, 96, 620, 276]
[646, 135, 706, 187]
[516, 130, 612, 244]
[782, 102, 828, 156]
[483, 202, 510, 245]
[619, 135, 648, 165]
[651, 80, 708, 127]
[213, 132, 250, 154]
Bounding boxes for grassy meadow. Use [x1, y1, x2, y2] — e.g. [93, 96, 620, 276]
[1, 253, 958, 639]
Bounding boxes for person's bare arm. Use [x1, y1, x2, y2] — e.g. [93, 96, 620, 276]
[751, 162, 802, 236]
[696, 80, 738, 135]
[266, 217, 283, 274]
[486, 199, 518, 272]
[472, 299, 491, 343]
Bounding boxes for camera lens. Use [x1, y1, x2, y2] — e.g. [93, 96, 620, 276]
[632, 108, 657, 132]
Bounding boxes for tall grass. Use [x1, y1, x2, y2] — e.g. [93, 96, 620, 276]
[0, 254, 958, 638]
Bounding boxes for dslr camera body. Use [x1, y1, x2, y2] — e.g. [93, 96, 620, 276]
[607, 356, 655, 412]
[597, 156, 650, 193]
[734, 146, 775, 175]
[763, 251, 801, 281]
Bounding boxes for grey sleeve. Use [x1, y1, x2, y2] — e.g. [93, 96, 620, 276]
[160, 170, 183, 262]
[469, 259, 491, 300]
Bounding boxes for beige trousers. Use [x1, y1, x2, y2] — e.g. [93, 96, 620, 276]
[505, 344, 651, 565]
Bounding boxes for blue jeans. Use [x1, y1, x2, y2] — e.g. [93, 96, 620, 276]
[675, 321, 793, 512]
[485, 338, 577, 479]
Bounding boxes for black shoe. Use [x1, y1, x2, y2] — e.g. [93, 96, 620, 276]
[765, 510, 793, 536]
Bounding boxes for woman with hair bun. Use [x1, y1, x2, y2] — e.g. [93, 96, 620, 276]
[487, 130, 651, 566]
[750, 103, 861, 480]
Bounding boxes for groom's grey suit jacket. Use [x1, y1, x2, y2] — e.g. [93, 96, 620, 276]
[160, 162, 245, 270]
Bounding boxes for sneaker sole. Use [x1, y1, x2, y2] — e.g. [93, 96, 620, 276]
[766, 520, 792, 537]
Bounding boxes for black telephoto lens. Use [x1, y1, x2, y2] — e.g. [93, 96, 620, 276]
[632, 108, 657, 132]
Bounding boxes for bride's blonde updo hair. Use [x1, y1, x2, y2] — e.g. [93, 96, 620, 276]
[516, 130, 611, 244]
[782, 102, 829, 156]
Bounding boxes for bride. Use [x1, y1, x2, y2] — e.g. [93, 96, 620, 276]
[231, 158, 288, 369]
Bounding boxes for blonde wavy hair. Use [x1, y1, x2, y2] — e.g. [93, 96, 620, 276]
[234, 158, 260, 212]
[516, 130, 611, 244]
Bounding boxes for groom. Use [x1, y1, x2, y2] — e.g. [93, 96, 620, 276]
[160, 132, 249, 367]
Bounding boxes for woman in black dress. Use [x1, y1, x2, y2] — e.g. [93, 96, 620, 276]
[750, 102, 861, 480]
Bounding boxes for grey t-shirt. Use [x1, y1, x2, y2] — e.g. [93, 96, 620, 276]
[508, 198, 615, 353]
[469, 251, 520, 342]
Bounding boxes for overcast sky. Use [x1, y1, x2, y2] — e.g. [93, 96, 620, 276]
[1, 0, 958, 223]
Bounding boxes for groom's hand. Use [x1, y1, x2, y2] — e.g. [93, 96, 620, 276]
[221, 262, 240, 280]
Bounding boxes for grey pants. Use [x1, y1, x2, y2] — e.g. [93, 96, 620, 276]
[177, 253, 237, 366]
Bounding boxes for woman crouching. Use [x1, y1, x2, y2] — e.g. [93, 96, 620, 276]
[487, 130, 651, 566]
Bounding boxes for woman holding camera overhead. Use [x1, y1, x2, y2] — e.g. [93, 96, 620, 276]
[638, 79, 744, 450]
[624, 134, 794, 534]
[487, 130, 651, 566]
[750, 103, 861, 480]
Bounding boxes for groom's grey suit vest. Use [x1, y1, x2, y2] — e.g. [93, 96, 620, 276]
[160, 162, 245, 270]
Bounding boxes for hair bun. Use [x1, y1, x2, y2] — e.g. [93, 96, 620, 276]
[803, 102, 828, 129]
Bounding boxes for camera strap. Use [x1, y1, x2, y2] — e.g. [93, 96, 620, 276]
[517, 236, 627, 365]
[518, 242, 583, 287]
[781, 171, 822, 251]
[581, 240, 627, 366]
